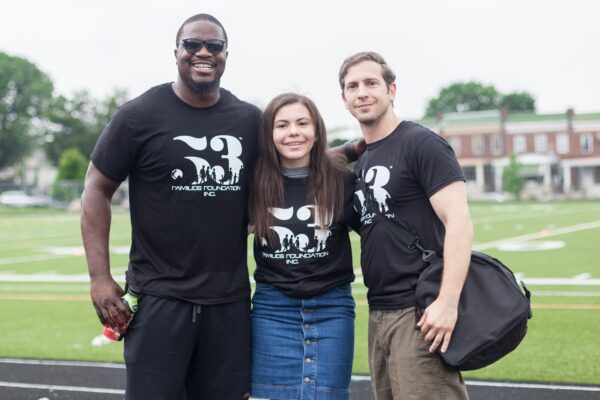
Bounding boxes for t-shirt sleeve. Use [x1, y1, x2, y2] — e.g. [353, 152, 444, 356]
[90, 105, 138, 182]
[411, 133, 465, 198]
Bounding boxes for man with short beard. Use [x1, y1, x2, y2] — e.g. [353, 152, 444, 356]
[81, 14, 260, 400]
[339, 51, 472, 400]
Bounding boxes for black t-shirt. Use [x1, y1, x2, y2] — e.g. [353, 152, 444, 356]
[353, 121, 465, 309]
[253, 174, 356, 298]
[91, 83, 261, 304]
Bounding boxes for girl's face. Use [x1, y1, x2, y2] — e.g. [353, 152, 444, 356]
[272, 102, 317, 169]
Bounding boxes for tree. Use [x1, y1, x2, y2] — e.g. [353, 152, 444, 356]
[425, 82, 501, 117]
[328, 138, 346, 148]
[499, 92, 536, 112]
[0, 52, 53, 169]
[425, 81, 536, 117]
[44, 89, 127, 164]
[56, 148, 88, 180]
[52, 148, 88, 202]
[503, 153, 525, 200]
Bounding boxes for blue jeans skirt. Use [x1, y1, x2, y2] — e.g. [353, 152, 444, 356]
[251, 283, 355, 400]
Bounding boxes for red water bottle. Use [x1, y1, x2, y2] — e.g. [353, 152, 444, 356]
[102, 291, 138, 342]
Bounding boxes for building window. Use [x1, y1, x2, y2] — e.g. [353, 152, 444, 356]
[491, 135, 503, 155]
[580, 134, 594, 155]
[513, 135, 527, 153]
[448, 137, 461, 156]
[556, 133, 570, 154]
[462, 166, 476, 181]
[471, 136, 485, 156]
[534, 134, 548, 153]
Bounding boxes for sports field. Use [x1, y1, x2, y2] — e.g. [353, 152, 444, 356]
[1, 201, 599, 384]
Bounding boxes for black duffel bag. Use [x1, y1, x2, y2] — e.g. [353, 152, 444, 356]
[415, 250, 532, 371]
[361, 181, 532, 371]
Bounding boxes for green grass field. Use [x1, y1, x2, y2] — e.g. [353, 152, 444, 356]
[1, 201, 599, 384]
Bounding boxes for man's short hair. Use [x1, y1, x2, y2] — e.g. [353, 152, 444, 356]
[175, 13, 228, 47]
[338, 51, 396, 90]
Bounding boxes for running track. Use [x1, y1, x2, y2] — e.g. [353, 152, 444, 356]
[1, 358, 599, 400]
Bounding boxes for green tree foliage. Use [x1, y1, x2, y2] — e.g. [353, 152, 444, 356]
[503, 153, 525, 200]
[45, 89, 127, 164]
[328, 138, 346, 148]
[425, 82, 501, 116]
[0, 52, 53, 169]
[499, 92, 536, 112]
[425, 81, 536, 117]
[56, 148, 88, 180]
[52, 148, 88, 202]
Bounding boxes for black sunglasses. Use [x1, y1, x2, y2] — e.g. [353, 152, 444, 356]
[180, 38, 226, 55]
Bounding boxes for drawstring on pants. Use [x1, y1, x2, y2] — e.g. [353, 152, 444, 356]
[192, 304, 202, 323]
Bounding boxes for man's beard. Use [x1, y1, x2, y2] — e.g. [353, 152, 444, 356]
[184, 76, 220, 96]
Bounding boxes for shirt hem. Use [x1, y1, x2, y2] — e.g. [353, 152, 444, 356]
[137, 289, 250, 305]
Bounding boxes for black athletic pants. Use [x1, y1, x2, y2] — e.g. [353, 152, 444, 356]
[124, 294, 251, 400]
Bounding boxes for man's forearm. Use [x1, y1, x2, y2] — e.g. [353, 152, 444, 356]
[437, 217, 473, 304]
[81, 186, 113, 281]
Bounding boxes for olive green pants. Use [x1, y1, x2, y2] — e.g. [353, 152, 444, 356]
[368, 307, 469, 400]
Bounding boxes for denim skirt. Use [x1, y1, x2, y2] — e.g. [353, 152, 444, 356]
[251, 282, 355, 400]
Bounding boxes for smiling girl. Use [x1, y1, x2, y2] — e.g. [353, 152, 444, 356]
[249, 93, 358, 400]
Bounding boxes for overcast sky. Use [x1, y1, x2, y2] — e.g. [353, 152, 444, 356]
[2, 0, 598, 128]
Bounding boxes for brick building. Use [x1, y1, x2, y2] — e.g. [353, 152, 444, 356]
[419, 109, 600, 199]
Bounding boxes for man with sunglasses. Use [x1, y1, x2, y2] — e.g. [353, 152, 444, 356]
[81, 13, 260, 400]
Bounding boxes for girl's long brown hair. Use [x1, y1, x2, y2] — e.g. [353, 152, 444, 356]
[249, 93, 346, 245]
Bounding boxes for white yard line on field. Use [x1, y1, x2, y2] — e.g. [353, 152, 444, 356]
[471, 207, 597, 225]
[0, 254, 76, 266]
[2, 221, 600, 285]
[473, 220, 600, 251]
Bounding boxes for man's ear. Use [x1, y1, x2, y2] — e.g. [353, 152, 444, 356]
[388, 82, 397, 101]
[341, 92, 349, 110]
[174, 48, 178, 63]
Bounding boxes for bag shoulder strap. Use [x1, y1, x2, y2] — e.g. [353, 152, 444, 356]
[358, 171, 438, 264]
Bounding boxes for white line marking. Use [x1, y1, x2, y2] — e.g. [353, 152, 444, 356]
[464, 380, 600, 392]
[0, 273, 92, 282]
[471, 207, 597, 225]
[350, 374, 371, 381]
[349, 376, 600, 392]
[0, 268, 127, 283]
[2, 378, 598, 394]
[0, 381, 124, 394]
[522, 278, 600, 286]
[532, 291, 600, 297]
[0, 254, 74, 266]
[0, 358, 124, 369]
[473, 220, 600, 251]
[0, 360, 597, 392]
[0, 285, 89, 292]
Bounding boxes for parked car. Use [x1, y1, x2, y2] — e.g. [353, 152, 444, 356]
[479, 192, 508, 202]
[0, 190, 54, 207]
